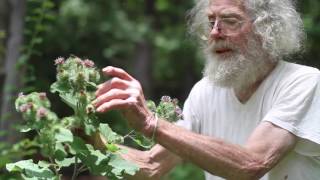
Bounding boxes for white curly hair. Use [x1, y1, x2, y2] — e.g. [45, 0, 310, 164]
[187, 0, 305, 60]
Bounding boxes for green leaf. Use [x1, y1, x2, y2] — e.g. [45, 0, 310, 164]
[84, 121, 97, 135]
[55, 157, 75, 168]
[38, 161, 50, 168]
[54, 143, 67, 160]
[98, 123, 123, 144]
[6, 160, 55, 179]
[59, 93, 77, 111]
[129, 132, 154, 149]
[131, 138, 153, 149]
[69, 137, 89, 155]
[70, 138, 110, 175]
[55, 127, 73, 143]
[109, 154, 139, 177]
[106, 143, 120, 153]
[84, 146, 111, 175]
[20, 127, 32, 133]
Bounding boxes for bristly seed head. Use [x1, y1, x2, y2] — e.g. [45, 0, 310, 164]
[172, 98, 179, 105]
[19, 104, 29, 112]
[175, 107, 183, 119]
[54, 57, 65, 65]
[83, 59, 95, 68]
[161, 95, 171, 102]
[39, 92, 47, 100]
[37, 107, 47, 118]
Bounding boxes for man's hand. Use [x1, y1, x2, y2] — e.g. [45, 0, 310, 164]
[93, 66, 156, 136]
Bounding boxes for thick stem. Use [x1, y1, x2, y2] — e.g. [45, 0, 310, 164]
[71, 156, 78, 180]
[49, 157, 60, 178]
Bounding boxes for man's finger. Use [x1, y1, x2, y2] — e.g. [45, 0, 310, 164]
[96, 98, 136, 113]
[102, 66, 134, 81]
[93, 89, 130, 107]
[95, 77, 130, 97]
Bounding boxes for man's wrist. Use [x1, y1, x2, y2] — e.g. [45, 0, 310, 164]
[142, 114, 158, 138]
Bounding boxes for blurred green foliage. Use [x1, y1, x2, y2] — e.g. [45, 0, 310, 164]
[299, 0, 320, 67]
[2, 0, 320, 179]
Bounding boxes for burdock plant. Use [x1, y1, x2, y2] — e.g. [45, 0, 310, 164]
[6, 56, 184, 180]
[7, 57, 138, 180]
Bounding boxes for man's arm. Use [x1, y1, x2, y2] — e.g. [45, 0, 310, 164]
[155, 119, 296, 179]
[93, 66, 297, 179]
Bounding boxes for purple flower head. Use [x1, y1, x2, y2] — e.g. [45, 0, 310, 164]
[175, 106, 183, 118]
[19, 104, 29, 112]
[19, 103, 33, 112]
[54, 57, 65, 65]
[83, 59, 95, 68]
[172, 98, 179, 105]
[39, 92, 47, 100]
[175, 105, 184, 120]
[161, 96, 171, 103]
[36, 107, 47, 118]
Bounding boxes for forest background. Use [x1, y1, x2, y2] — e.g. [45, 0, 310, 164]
[0, 0, 319, 179]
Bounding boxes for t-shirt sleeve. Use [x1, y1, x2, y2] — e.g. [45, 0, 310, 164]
[262, 72, 320, 156]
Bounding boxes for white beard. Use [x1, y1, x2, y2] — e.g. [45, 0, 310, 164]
[203, 37, 273, 90]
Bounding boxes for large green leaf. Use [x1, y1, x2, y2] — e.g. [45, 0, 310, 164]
[54, 142, 67, 160]
[6, 160, 56, 179]
[70, 137, 111, 175]
[54, 127, 73, 143]
[59, 93, 77, 111]
[55, 157, 75, 168]
[108, 154, 139, 178]
[98, 123, 123, 144]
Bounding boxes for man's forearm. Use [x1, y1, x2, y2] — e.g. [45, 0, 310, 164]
[154, 120, 269, 179]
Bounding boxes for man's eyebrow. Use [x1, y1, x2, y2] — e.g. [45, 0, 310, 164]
[207, 10, 243, 19]
[220, 12, 242, 19]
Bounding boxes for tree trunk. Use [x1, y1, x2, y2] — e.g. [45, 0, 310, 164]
[0, 0, 9, 107]
[0, 0, 26, 143]
[132, 0, 155, 97]
[133, 41, 153, 97]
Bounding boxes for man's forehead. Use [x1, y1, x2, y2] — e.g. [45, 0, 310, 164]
[207, 0, 247, 15]
[209, 0, 244, 7]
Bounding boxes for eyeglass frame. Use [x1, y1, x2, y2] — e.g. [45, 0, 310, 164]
[201, 15, 252, 41]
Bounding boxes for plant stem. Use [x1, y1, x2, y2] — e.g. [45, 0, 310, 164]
[123, 130, 135, 139]
[77, 164, 88, 175]
[49, 157, 60, 178]
[71, 156, 78, 180]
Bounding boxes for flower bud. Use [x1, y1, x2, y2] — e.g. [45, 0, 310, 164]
[86, 104, 95, 114]
[57, 72, 68, 81]
[172, 98, 179, 105]
[83, 59, 95, 68]
[54, 57, 65, 65]
[39, 92, 47, 100]
[175, 107, 183, 119]
[161, 96, 171, 102]
[36, 107, 47, 119]
[19, 104, 29, 112]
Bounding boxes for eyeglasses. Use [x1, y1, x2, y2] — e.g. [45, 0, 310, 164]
[201, 17, 246, 40]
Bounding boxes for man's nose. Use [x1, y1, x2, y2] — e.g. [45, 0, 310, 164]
[210, 24, 225, 40]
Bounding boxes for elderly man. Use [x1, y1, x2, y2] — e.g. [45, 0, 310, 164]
[93, 0, 320, 179]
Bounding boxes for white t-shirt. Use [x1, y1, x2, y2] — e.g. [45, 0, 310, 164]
[177, 61, 320, 180]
